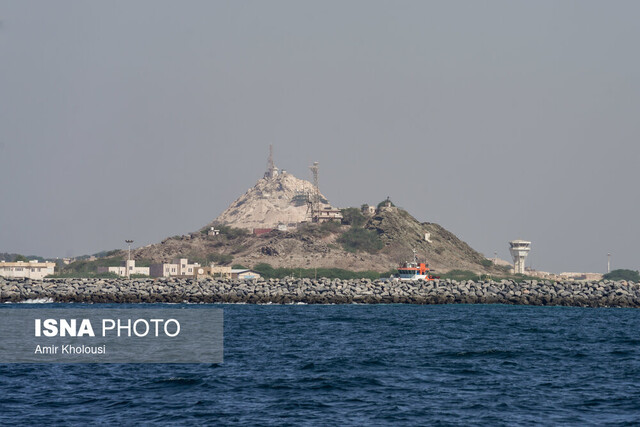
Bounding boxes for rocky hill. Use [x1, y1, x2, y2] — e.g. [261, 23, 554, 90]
[367, 206, 490, 272]
[62, 154, 501, 276]
[211, 171, 333, 230]
[126, 203, 496, 275]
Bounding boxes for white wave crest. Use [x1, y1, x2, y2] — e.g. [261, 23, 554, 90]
[17, 298, 55, 304]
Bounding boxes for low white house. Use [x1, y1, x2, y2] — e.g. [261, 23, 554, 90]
[192, 265, 233, 278]
[231, 269, 262, 280]
[150, 258, 200, 278]
[0, 260, 56, 279]
[97, 260, 150, 277]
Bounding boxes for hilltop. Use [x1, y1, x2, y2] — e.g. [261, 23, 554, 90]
[211, 171, 333, 230]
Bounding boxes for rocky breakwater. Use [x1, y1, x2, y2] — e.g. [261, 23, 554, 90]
[1, 277, 640, 307]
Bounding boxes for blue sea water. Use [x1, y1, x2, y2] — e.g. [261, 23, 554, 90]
[1, 304, 639, 426]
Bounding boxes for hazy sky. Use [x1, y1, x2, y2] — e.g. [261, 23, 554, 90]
[1, 1, 638, 273]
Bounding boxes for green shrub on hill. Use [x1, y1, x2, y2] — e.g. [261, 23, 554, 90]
[338, 228, 383, 253]
[92, 249, 120, 258]
[379, 269, 398, 279]
[252, 262, 381, 280]
[603, 269, 640, 282]
[0, 253, 49, 262]
[61, 256, 124, 275]
[341, 207, 366, 227]
[296, 221, 341, 238]
[217, 225, 249, 239]
[480, 259, 493, 268]
[207, 253, 233, 265]
[320, 221, 342, 234]
[186, 255, 206, 266]
[439, 270, 480, 281]
[254, 263, 276, 277]
[377, 198, 395, 209]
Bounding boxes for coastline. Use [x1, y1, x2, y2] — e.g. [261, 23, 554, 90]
[1, 277, 639, 308]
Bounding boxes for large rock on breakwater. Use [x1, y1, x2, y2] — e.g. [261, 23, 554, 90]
[1, 277, 640, 308]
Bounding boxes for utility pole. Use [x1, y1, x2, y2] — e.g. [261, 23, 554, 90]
[607, 253, 611, 274]
[125, 239, 134, 278]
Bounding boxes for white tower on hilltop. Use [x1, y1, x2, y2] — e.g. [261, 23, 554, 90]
[509, 240, 531, 274]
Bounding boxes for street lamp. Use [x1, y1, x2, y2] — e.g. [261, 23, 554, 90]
[125, 240, 134, 278]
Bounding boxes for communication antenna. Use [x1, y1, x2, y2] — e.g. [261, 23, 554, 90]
[267, 144, 274, 171]
[309, 162, 320, 222]
[264, 144, 278, 179]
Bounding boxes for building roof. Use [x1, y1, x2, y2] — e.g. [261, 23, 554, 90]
[0, 261, 55, 267]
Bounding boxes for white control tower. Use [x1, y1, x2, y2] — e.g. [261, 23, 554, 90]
[509, 240, 531, 274]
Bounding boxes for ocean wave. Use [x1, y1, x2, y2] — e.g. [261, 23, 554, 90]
[16, 298, 55, 304]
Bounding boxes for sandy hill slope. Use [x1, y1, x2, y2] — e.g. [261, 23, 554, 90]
[211, 172, 333, 230]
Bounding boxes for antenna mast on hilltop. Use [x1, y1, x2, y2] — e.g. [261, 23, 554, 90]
[308, 161, 320, 222]
[264, 144, 279, 179]
[267, 144, 274, 171]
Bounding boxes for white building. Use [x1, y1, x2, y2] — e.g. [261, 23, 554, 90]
[231, 269, 262, 280]
[150, 258, 200, 278]
[193, 265, 232, 278]
[361, 205, 376, 216]
[97, 259, 150, 277]
[509, 240, 531, 274]
[315, 206, 343, 223]
[0, 260, 56, 279]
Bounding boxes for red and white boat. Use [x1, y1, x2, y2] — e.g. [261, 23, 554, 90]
[394, 250, 437, 281]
